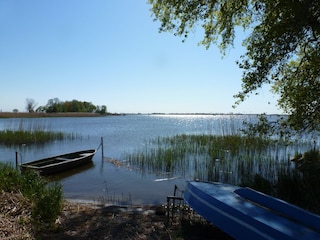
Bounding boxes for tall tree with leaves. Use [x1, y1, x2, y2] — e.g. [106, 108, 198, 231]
[148, 0, 320, 132]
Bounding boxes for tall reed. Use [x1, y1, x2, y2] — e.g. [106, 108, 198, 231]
[124, 132, 319, 209]
[0, 119, 75, 145]
[126, 133, 299, 181]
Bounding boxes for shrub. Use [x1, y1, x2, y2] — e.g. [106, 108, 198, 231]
[32, 182, 62, 224]
[0, 163, 63, 225]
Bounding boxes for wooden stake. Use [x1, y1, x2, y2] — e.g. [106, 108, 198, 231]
[101, 137, 104, 159]
[15, 151, 18, 170]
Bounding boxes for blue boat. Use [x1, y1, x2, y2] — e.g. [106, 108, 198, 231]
[184, 181, 320, 240]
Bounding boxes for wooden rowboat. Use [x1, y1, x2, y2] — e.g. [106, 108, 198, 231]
[184, 181, 320, 240]
[20, 149, 96, 175]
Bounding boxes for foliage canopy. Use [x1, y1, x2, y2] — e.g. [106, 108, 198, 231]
[148, 0, 320, 132]
[36, 98, 107, 114]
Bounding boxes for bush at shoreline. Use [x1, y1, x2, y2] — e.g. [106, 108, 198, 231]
[0, 163, 62, 225]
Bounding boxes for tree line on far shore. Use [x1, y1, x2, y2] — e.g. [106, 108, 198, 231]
[26, 98, 107, 114]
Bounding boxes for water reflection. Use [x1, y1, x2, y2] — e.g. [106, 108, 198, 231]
[48, 161, 95, 181]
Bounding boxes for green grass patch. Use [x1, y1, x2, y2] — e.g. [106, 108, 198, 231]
[0, 162, 63, 225]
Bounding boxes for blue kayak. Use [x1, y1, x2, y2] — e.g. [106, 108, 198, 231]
[184, 181, 320, 240]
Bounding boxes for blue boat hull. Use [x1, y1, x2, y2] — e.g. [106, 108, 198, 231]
[184, 181, 320, 240]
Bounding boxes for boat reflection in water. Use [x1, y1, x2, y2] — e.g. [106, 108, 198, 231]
[47, 161, 95, 181]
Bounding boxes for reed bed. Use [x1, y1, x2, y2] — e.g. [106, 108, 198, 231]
[0, 130, 65, 145]
[125, 134, 298, 185]
[0, 119, 76, 145]
[124, 131, 320, 213]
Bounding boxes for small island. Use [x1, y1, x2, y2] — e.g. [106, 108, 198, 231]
[0, 98, 110, 118]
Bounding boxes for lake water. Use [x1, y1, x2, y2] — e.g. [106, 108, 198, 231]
[0, 114, 313, 205]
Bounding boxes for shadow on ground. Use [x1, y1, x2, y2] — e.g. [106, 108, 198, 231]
[38, 203, 233, 240]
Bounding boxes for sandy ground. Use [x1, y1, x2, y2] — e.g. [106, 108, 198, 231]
[0, 192, 233, 240]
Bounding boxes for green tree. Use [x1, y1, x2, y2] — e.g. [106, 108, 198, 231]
[41, 98, 102, 113]
[148, 0, 320, 132]
[96, 105, 107, 114]
[45, 98, 62, 113]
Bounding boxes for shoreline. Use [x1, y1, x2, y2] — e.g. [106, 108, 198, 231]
[0, 191, 233, 239]
[43, 199, 233, 240]
[0, 112, 113, 118]
[0, 112, 285, 119]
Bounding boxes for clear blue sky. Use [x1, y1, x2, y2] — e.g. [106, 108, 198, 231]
[0, 0, 282, 114]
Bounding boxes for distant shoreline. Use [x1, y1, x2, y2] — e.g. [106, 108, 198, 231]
[0, 112, 284, 118]
[0, 112, 110, 118]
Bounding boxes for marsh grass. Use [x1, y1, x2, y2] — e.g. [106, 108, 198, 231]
[0, 162, 63, 225]
[125, 131, 320, 213]
[276, 149, 320, 213]
[0, 119, 76, 145]
[0, 129, 65, 145]
[125, 134, 295, 184]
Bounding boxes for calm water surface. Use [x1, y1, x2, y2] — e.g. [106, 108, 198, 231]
[0, 114, 279, 204]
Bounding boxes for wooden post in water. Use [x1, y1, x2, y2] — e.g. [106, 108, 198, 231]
[15, 151, 18, 170]
[101, 137, 104, 159]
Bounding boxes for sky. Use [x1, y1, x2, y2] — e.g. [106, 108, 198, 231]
[0, 1, 282, 114]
